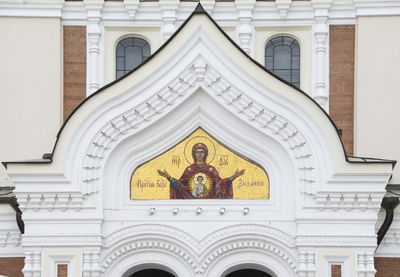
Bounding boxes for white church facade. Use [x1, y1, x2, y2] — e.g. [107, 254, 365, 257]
[1, 1, 400, 277]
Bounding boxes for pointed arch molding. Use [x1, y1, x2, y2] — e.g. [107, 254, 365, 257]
[101, 224, 297, 275]
[77, 48, 319, 197]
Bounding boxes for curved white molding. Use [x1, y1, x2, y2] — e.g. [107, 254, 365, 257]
[199, 240, 297, 275]
[79, 54, 318, 196]
[204, 249, 296, 277]
[103, 224, 198, 250]
[103, 224, 295, 253]
[101, 239, 198, 273]
[101, 223, 297, 276]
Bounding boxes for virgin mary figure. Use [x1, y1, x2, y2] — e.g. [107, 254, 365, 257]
[158, 143, 245, 199]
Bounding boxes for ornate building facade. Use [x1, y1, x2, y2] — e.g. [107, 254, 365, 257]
[1, 1, 400, 276]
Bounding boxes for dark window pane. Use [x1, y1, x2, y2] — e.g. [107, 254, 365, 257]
[265, 43, 273, 56]
[125, 46, 142, 70]
[266, 57, 273, 69]
[271, 37, 282, 46]
[143, 44, 150, 57]
[274, 69, 291, 83]
[116, 44, 124, 56]
[116, 37, 150, 78]
[134, 38, 146, 47]
[116, 57, 124, 70]
[265, 35, 300, 87]
[283, 36, 293, 46]
[292, 43, 300, 56]
[116, 70, 124, 79]
[274, 45, 291, 69]
[292, 56, 300, 69]
[292, 69, 300, 83]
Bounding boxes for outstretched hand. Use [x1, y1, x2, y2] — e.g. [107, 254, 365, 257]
[158, 169, 170, 179]
[231, 169, 245, 180]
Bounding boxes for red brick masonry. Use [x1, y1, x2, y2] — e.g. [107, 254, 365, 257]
[63, 26, 87, 122]
[331, 264, 342, 277]
[0, 257, 24, 277]
[57, 264, 68, 277]
[329, 25, 355, 155]
[375, 257, 400, 277]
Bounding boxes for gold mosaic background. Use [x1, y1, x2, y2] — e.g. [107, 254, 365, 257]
[130, 128, 269, 199]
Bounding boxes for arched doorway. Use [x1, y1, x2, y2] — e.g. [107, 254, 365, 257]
[226, 269, 273, 277]
[129, 269, 175, 277]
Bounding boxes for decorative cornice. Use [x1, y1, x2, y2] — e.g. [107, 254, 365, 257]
[313, 191, 384, 212]
[379, 228, 400, 246]
[15, 192, 85, 212]
[0, 230, 21, 247]
[1, 1, 399, 21]
[296, 235, 377, 247]
[22, 235, 102, 247]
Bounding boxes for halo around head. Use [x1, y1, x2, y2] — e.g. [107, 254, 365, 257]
[184, 136, 216, 164]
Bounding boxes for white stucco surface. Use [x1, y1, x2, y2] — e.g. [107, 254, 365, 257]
[0, 17, 62, 162]
[355, 16, 400, 184]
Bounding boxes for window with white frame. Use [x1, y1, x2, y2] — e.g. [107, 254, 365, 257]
[265, 36, 300, 88]
[116, 37, 151, 79]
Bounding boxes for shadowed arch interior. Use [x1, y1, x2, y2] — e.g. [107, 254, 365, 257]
[129, 269, 175, 277]
[226, 269, 273, 277]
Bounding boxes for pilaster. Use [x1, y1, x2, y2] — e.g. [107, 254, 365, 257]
[297, 249, 316, 277]
[160, 0, 179, 42]
[22, 250, 41, 277]
[82, 249, 102, 277]
[312, 3, 330, 112]
[236, 0, 256, 56]
[357, 251, 376, 277]
[85, 0, 104, 95]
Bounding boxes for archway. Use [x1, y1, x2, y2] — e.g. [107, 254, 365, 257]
[225, 269, 272, 277]
[129, 269, 175, 277]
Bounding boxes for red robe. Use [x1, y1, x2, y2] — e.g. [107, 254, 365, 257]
[169, 164, 233, 199]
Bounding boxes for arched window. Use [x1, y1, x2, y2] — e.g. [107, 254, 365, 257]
[265, 36, 300, 88]
[116, 37, 151, 79]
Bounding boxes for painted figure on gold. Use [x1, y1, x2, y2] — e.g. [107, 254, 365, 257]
[158, 143, 245, 199]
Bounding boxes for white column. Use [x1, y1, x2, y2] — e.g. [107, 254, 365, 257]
[236, 0, 255, 56]
[160, 0, 179, 43]
[312, 3, 330, 112]
[85, 2, 103, 96]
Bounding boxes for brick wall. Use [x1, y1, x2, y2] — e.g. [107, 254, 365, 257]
[0, 257, 24, 277]
[57, 264, 68, 277]
[331, 264, 342, 277]
[63, 26, 86, 121]
[375, 257, 400, 277]
[329, 25, 355, 155]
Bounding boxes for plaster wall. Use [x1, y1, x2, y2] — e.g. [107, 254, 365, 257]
[355, 16, 400, 184]
[0, 17, 62, 162]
